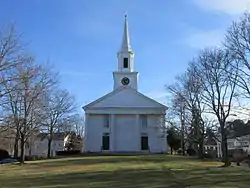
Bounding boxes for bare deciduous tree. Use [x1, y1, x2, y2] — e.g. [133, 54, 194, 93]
[0, 25, 31, 157]
[225, 13, 250, 100]
[0, 24, 27, 100]
[167, 85, 188, 155]
[184, 63, 207, 158]
[2, 58, 56, 164]
[42, 89, 76, 158]
[168, 65, 207, 158]
[194, 48, 238, 166]
[0, 24, 79, 164]
[70, 113, 85, 138]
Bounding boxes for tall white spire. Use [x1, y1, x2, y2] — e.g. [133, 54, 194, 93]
[113, 14, 138, 90]
[120, 14, 132, 52]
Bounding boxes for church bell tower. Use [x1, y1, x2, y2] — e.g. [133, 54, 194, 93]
[113, 14, 138, 90]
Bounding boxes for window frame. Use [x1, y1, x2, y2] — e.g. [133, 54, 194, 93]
[141, 115, 147, 129]
[123, 58, 129, 68]
[104, 115, 110, 128]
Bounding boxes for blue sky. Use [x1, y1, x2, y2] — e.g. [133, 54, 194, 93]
[1, 0, 249, 111]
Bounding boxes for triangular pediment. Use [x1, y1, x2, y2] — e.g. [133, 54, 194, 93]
[83, 87, 167, 110]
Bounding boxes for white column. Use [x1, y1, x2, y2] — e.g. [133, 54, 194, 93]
[84, 113, 89, 152]
[110, 114, 115, 151]
[136, 114, 140, 151]
[220, 143, 222, 158]
[162, 114, 167, 153]
[217, 141, 221, 158]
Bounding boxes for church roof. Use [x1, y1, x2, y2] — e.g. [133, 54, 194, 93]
[83, 86, 167, 110]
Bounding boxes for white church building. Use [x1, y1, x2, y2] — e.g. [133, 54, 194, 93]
[83, 15, 168, 153]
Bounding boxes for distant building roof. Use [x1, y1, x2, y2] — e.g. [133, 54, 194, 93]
[37, 132, 69, 141]
[227, 120, 250, 139]
[204, 138, 217, 145]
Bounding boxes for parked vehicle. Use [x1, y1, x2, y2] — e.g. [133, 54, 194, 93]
[0, 158, 18, 164]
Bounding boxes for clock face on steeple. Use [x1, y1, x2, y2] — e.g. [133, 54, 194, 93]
[121, 77, 130, 85]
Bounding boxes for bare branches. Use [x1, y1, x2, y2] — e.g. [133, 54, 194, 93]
[165, 12, 250, 165]
[41, 88, 77, 158]
[43, 89, 76, 128]
[167, 46, 238, 162]
[225, 13, 250, 99]
[1, 55, 58, 162]
[194, 48, 238, 123]
[70, 114, 85, 137]
[167, 58, 209, 157]
[0, 24, 81, 163]
[194, 49, 237, 164]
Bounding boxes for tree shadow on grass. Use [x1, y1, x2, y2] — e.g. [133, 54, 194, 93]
[1, 166, 250, 188]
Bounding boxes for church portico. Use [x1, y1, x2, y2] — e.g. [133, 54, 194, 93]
[83, 15, 167, 154]
[84, 112, 166, 153]
[113, 114, 139, 152]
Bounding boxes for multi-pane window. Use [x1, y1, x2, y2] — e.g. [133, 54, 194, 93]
[227, 142, 234, 148]
[123, 58, 128, 68]
[104, 115, 109, 128]
[141, 115, 147, 129]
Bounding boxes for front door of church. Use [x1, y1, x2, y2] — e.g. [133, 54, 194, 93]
[102, 134, 110, 150]
[141, 136, 148, 150]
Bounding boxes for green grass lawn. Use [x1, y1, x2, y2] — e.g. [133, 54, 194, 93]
[0, 155, 250, 188]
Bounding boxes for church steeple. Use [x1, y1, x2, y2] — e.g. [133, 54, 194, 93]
[113, 14, 138, 91]
[117, 14, 135, 72]
[120, 14, 132, 53]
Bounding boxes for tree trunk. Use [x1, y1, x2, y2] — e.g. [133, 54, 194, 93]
[47, 125, 54, 158]
[170, 147, 173, 155]
[198, 146, 203, 159]
[14, 135, 19, 158]
[182, 142, 185, 156]
[181, 117, 185, 156]
[47, 137, 52, 158]
[221, 125, 230, 167]
[198, 137, 204, 159]
[20, 135, 25, 164]
[29, 139, 32, 157]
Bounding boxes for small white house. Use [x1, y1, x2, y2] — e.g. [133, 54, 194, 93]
[25, 132, 70, 157]
[83, 15, 168, 153]
[216, 134, 250, 158]
[0, 130, 70, 157]
[227, 134, 250, 153]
